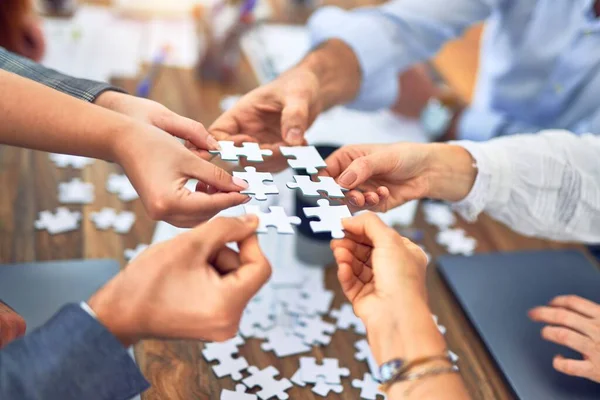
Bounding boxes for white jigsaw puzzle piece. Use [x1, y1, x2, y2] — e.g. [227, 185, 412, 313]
[260, 326, 311, 357]
[49, 153, 94, 169]
[280, 146, 327, 174]
[242, 366, 292, 400]
[58, 178, 95, 204]
[202, 336, 248, 381]
[293, 315, 336, 346]
[35, 207, 82, 234]
[221, 384, 258, 400]
[106, 174, 139, 202]
[91, 208, 136, 234]
[352, 373, 387, 400]
[423, 202, 456, 229]
[210, 141, 273, 162]
[233, 167, 279, 201]
[330, 303, 366, 335]
[286, 175, 347, 199]
[355, 339, 381, 381]
[303, 199, 351, 239]
[299, 357, 350, 385]
[312, 377, 343, 397]
[244, 205, 301, 234]
[124, 244, 149, 262]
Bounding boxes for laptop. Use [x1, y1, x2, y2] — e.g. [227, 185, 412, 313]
[438, 250, 600, 399]
[0, 259, 120, 331]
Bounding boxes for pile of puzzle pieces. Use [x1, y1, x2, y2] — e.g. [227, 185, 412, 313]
[35, 155, 139, 235]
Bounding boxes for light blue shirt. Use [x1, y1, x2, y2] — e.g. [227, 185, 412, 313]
[308, 0, 600, 140]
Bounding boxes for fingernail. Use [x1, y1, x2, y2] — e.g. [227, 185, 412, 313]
[349, 197, 358, 207]
[233, 176, 249, 189]
[242, 196, 252, 203]
[207, 135, 221, 150]
[239, 214, 256, 223]
[339, 171, 357, 187]
[286, 128, 303, 144]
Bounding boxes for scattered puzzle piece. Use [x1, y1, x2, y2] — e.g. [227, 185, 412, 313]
[124, 244, 149, 262]
[244, 205, 301, 234]
[106, 174, 139, 202]
[58, 178, 95, 204]
[35, 207, 81, 235]
[355, 339, 381, 381]
[90, 207, 136, 234]
[210, 141, 273, 162]
[312, 377, 343, 397]
[423, 202, 456, 229]
[49, 153, 94, 169]
[299, 357, 350, 385]
[303, 199, 351, 239]
[242, 366, 292, 400]
[436, 228, 477, 256]
[280, 146, 327, 174]
[293, 315, 336, 346]
[260, 326, 311, 357]
[233, 167, 279, 201]
[221, 384, 258, 400]
[352, 373, 387, 400]
[330, 303, 366, 335]
[286, 175, 346, 199]
[202, 336, 248, 381]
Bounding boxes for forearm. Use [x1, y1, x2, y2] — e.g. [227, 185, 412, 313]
[370, 289, 469, 399]
[0, 70, 135, 162]
[0, 304, 148, 400]
[0, 47, 124, 102]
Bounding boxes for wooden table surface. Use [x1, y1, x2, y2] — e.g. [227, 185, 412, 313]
[0, 2, 584, 399]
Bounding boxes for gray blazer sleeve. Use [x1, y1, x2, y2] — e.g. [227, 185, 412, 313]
[0, 304, 149, 400]
[0, 47, 126, 102]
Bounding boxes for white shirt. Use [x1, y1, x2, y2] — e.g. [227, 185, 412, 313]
[452, 130, 600, 244]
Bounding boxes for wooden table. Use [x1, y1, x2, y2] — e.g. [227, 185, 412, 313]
[0, 2, 583, 400]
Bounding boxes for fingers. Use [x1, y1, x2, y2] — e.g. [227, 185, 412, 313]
[224, 234, 272, 303]
[342, 212, 400, 248]
[529, 306, 595, 337]
[281, 98, 309, 145]
[336, 154, 392, 189]
[197, 215, 259, 250]
[185, 156, 249, 192]
[541, 325, 592, 355]
[212, 246, 242, 275]
[552, 355, 595, 380]
[549, 295, 600, 319]
[155, 112, 220, 151]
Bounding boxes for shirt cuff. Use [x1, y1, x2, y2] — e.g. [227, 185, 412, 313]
[80, 301, 98, 319]
[457, 107, 508, 141]
[308, 6, 401, 111]
[449, 140, 512, 221]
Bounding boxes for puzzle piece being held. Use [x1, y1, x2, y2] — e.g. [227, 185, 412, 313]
[35, 207, 82, 235]
[58, 178, 95, 204]
[286, 175, 347, 199]
[280, 146, 327, 174]
[49, 153, 95, 169]
[221, 384, 258, 400]
[233, 167, 279, 201]
[210, 141, 273, 162]
[244, 205, 301, 234]
[303, 199, 351, 239]
[202, 336, 249, 381]
[242, 366, 292, 400]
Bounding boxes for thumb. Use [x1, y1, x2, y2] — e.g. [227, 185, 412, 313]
[281, 97, 309, 145]
[336, 154, 391, 189]
[185, 156, 248, 192]
[200, 215, 260, 250]
[154, 112, 220, 151]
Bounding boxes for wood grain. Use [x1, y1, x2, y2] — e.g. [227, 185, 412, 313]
[0, 1, 584, 399]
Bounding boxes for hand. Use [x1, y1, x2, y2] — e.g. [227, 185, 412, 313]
[529, 295, 600, 383]
[88, 215, 271, 346]
[95, 91, 219, 158]
[6, 13, 46, 62]
[0, 301, 26, 349]
[323, 143, 478, 212]
[113, 121, 249, 227]
[331, 213, 445, 363]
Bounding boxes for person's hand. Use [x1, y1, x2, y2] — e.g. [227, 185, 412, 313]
[529, 295, 600, 383]
[88, 215, 271, 345]
[209, 40, 362, 171]
[94, 91, 219, 158]
[7, 13, 46, 62]
[113, 121, 249, 227]
[330, 213, 445, 363]
[0, 301, 26, 349]
[322, 142, 478, 212]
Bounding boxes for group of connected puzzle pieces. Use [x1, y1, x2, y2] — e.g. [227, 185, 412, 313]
[211, 141, 352, 238]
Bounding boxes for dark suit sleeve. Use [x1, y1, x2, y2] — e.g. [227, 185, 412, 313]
[0, 304, 150, 400]
[0, 47, 126, 102]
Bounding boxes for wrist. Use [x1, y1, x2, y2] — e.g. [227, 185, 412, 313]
[425, 144, 477, 202]
[300, 39, 361, 110]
